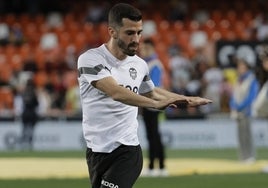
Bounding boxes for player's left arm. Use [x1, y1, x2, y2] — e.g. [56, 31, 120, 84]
[142, 87, 212, 107]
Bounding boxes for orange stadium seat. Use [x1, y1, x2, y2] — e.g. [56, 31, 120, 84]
[154, 42, 170, 69]
[10, 54, 23, 72]
[18, 13, 31, 29]
[202, 20, 216, 40]
[226, 10, 237, 26]
[63, 70, 78, 89]
[3, 14, 16, 25]
[67, 21, 81, 39]
[58, 31, 71, 49]
[176, 31, 190, 50]
[0, 64, 12, 84]
[186, 20, 200, 33]
[173, 21, 185, 34]
[242, 10, 254, 27]
[34, 47, 46, 70]
[74, 32, 87, 53]
[5, 44, 17, 60]
[19, 44, 32, 61]
[34, 71, 48, 88]
[217, 19, 230, 40]
[158, 20, 171, 34]
[233, 21, 249, 40]
[33, 14, 46, 28]
[98, 22, 109, 42]
[83, 23, 94, 43]
[152, 12, 164, 25]
[23, 23, 41, 47]
[211, 10, 223, 23]
[0, 87, 14, 110]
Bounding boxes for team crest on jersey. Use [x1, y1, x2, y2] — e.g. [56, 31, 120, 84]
[129, 67, 137, 80]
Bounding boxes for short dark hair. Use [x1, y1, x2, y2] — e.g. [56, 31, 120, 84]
[108, 3, 142, 28]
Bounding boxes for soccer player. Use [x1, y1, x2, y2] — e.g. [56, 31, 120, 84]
[77, 3, 212, 188]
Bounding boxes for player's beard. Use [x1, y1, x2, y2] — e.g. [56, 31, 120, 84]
[117, 38, 138, 56]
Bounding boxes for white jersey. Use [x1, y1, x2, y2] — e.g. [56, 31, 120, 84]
[77, 44, 154, 152]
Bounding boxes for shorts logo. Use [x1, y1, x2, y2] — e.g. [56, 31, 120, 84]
[129, 67, 137, 80]
[101, 180, 119, 188]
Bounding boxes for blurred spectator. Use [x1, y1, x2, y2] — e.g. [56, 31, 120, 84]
[85, 1, 110, 23]
[23, 54, 38, 73]
[65, 45, 77, 70]
[229, 57, 259, 163]
[40, 31, 59, 51]
[190, 30, 208, 50]
[20, 78, 39, 150]
[253, 45, 268, 173]
[192, 10, 209, 26]
[192, 47, 209, 81]
[168, 44, 193, 95]
[219, 75, 233, 112]
[9, 23, 25, 46]
[49, 75, 67, 117]
[253, 12, 268, 41]
[0, 23, 9, 46]
[65, 84, 81, 117]
[253, 45, 268, 118]
[166, 43, 204, 118]
[201, 64, 224, 113]
[46, 12, 63, 29]
[9, 71, 33, 93]
[12, 87, 23, 120]
[36, 85, 52, 119]
[142, 20, 157, 38]
[139, 38, 168, 177]
[168, 0, 188, 22]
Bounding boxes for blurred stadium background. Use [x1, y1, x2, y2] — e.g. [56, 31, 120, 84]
[0, 0, 268, 187]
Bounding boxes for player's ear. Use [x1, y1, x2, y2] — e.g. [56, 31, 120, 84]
[108, 26, 118, 39]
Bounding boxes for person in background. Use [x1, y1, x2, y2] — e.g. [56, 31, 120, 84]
[253, 46, 268, 118]
[139, 38, 168, 176]
[253, 45, 268, 172]
[20, 78, 39, 150]
[229, 57, 259, 163]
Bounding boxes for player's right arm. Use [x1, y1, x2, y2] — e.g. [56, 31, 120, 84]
[92, 76, 175, 110]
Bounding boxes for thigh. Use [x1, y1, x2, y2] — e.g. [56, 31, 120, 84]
[86, 148, 109, 188]
[102, 145, 143, 188]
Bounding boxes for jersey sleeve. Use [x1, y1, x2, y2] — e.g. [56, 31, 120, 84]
[77, 51, 111, 84]
[139, 74, 155, 94]
[139, 62, 155, 94]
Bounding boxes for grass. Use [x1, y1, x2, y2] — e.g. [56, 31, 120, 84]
[0, 148, 268, 188]
[0, 173, 268, 188]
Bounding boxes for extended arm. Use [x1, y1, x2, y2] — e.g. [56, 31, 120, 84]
[142, 87, 212, 107]
[92, 77, 177, 110]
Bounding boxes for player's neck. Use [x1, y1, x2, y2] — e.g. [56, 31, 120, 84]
[105, 40, 127, 61]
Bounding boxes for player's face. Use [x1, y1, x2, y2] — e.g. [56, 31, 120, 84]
[117, 18, 143, 56]
[237, 60, 248, 75]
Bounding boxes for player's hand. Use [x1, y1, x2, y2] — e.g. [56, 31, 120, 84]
[170, 98, 189, 108]
[153, 98, 181, 110]
[185, 96, 212, 107]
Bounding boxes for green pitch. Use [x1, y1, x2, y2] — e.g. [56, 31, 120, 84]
[0, 148, 268, 188]
[0, 174, 268, 188]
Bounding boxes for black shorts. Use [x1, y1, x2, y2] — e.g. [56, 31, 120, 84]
[86, 145, 143, 188]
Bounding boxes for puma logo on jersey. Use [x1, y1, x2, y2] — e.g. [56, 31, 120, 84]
[101, 180, 119, 188]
